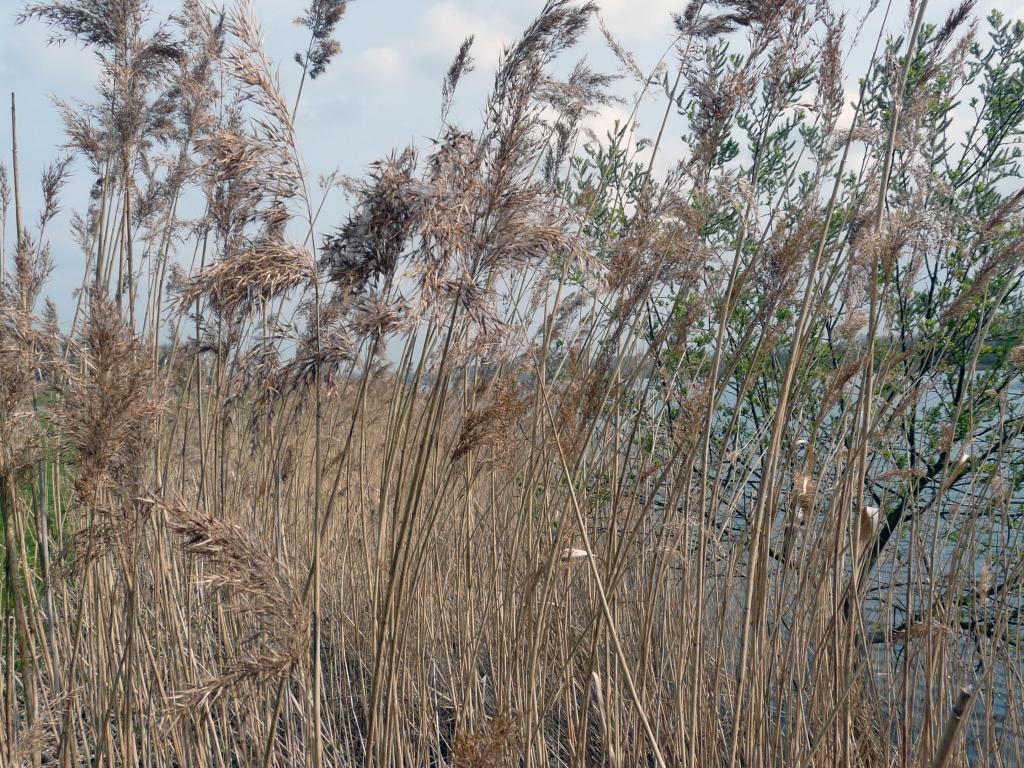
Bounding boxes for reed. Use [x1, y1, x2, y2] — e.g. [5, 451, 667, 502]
[1, 0, 1023, 765]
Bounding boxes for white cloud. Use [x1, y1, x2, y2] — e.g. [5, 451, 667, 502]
[837, 89, 859, 132]
[988, 0, 1024, 21]
[0, 25, 102, 94]
[358, 47, 407, 81]
[597, 0, 680, 42]
[421, 2, 513, 67]
[584, 104, 634, 143]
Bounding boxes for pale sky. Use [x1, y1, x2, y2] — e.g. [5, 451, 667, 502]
[0, 0, 1019, 314]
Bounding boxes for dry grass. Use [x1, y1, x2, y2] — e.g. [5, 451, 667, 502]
[1, 0, 1023, 766]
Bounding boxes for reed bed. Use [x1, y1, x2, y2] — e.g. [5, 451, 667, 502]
[1, 0, 1023, 765]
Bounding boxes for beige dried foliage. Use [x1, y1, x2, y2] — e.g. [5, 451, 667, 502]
[453, 713, 518, 768]
[793, 472, 818, 513]
[1008, 345, 1024, 369]
[62, 291, 157, 506]
[144, 495, 307, 717]
[5, 1, 1024, 766]
[452, 380, 527, 463]
[179, 240, 315, 316]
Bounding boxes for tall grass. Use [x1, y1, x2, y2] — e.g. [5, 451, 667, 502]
[2, 0, 1023, 765]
